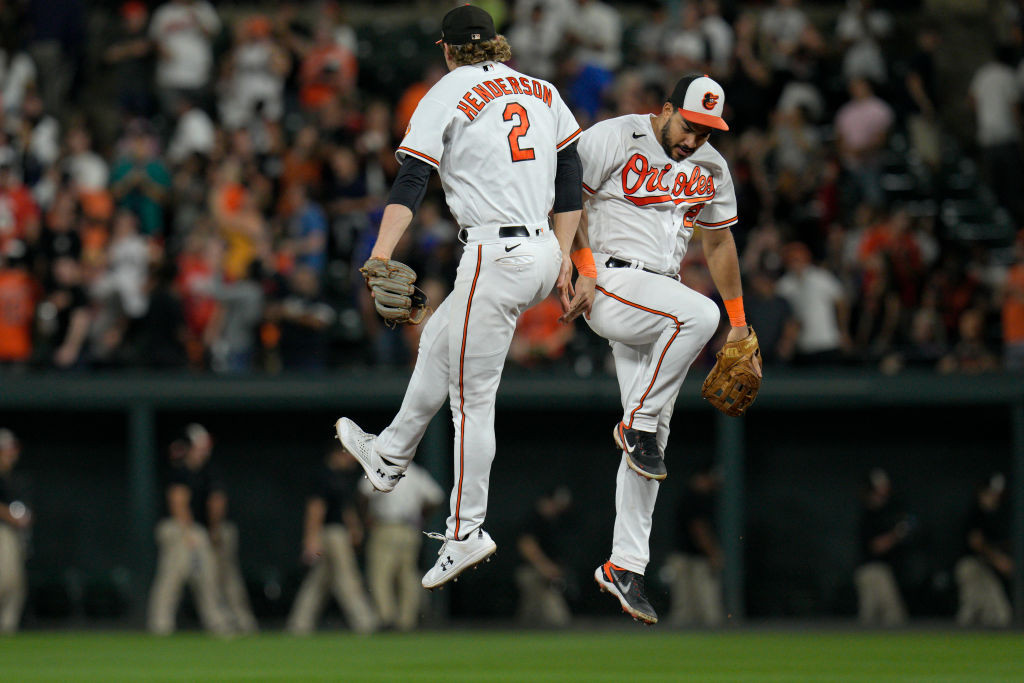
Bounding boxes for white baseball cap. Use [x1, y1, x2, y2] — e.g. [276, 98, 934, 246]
[669, 74, 729, 131]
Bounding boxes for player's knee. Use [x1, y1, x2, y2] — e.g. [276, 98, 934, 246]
[691, 296, 721, 342]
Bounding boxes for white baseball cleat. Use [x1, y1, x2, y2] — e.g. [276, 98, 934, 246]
[421, 529, 497, 590]
[334, 417, 405, 493]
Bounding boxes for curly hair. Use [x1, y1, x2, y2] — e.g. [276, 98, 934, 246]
[446, 34, 512, 67]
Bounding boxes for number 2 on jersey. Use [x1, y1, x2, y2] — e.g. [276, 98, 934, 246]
[503, 102, 535, 162]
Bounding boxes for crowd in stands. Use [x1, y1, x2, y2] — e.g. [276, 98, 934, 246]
[0, 0, 1023, 374]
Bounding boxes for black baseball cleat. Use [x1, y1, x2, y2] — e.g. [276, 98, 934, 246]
[613, 422, 667, 480]
[594, 561, 658, 624]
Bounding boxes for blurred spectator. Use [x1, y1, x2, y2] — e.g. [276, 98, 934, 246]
[110, 121, 172, 236]
[701, 1, 735, 76]
[64, 126, 109, 198]
[759, 0, 811, 71]
[0, 158, 40, 256]
[134, 261, 188, 368]
[516, 486, 573, 628]
[507, 3, 563, 82]
[287, 443, 377, 635]
[92, 209, 150, 321]
[149, 0, 221, 117]
[167, 96, 216, 165]
[0, 46, 37, 119]
[0, 242, 37, 367]
[834, 78, 894, 210]
[835, 0, 891, 85]
[566, 0, 621, 72]
[724, 11, 773, 134]
[27, 0, 85, 116]
[147, 424, 234, 635]
[776, 242, 851, 364]
[903, 25, 942, 170]
[359, 462, 444, 632]
[297, 26, 357, 112]
[663, 4, 710, 77]
[271, 266, 335, 371]
[938, 307, 999, 374]
[854, 468, 910, 626]
[955, 473, 1012, 627]
[282, 183, 327, 276]
[38, 255, 91, 369]
[968, 44, 1024, 226]
[102, 1, 155, 119]
[176, 231, 221, 367]
[564, 0, 621, 120]
[203, 261, 264, 374]
[210, 159, 267, 282]
[1002, 236, 1024, 370]
[664, 463, 725, 628]
[744, 269, 798, 365]
[218, 15, 290, 130]
[0, 428, 30, 633]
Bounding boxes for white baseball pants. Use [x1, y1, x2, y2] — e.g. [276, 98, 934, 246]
[586, 265, 720, 574]
[374, 226, 561, 540]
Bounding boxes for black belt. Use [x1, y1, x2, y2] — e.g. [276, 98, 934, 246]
[605, 256, 660, 275]
[457, 225, 533, 241]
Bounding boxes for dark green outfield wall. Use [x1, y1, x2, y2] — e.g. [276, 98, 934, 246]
[1, 371, 1021, 625]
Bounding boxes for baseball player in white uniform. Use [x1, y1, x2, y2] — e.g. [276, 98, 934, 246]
[335, 5, 583, 590]
[563, 75, 750, 624]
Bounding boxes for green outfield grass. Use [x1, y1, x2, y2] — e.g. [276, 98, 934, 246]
[1, 629, 1022, 682]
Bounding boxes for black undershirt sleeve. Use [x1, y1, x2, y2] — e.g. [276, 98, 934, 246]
[387, 156, 434, 213]
[553, 141, 582, 214]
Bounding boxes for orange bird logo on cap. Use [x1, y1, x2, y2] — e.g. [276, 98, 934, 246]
[702, 92, 719, 110]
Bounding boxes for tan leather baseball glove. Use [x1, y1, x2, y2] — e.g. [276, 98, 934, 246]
[701, 326, 762, 417]
[360, 257, 430, 325]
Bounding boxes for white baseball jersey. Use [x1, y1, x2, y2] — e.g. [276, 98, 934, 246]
[579, 114, 737, 275]
[397, 60, 581, 228]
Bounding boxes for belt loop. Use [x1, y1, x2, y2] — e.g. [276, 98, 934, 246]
[458, 228, 468, 244]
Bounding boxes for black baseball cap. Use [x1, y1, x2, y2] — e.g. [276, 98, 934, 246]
[437, 4, 496, 45]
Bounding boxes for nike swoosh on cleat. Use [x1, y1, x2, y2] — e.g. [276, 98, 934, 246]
[618, 426, 635, 454]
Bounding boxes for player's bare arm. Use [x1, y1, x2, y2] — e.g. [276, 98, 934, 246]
[370, 204, 414, 260]
[561, 205, 595, 323]
[702, 227, 748, 342]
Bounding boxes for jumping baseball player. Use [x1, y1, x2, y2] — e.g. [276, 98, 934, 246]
[563, 75, 758, 624]
[335, 5, 583, 590]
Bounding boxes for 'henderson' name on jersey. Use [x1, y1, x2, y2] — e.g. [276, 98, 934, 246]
[456, 76, 554, 121]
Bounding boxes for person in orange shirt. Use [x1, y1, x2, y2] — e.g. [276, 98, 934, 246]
[509, 294, 576, 368]
[298, 27, 356, 111]
[1002, 235, 1024, 371]
[0, 243, 39, 365]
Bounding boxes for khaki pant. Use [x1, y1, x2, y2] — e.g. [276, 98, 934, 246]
[0, 524, 26, 633]
[665, 553, 724, 627]
[855, 562, 907, 626]
[209, 522, 257, 633]
[956, 556, 1012, 627]
[515, 565, 570, 627]
[366, 523, 423, 631]
[147, 519, 232, 635]
[287, 525, 377, 634]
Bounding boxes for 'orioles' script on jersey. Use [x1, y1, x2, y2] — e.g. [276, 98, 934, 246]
[620, 153, 716, 206]
[397, 60, 580, 229]
[456, 77, 553, 121]
[578, 114, 737, 276]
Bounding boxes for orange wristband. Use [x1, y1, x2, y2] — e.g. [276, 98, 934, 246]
[571, 247, 597, 278]
[723, 297, 746, 327]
